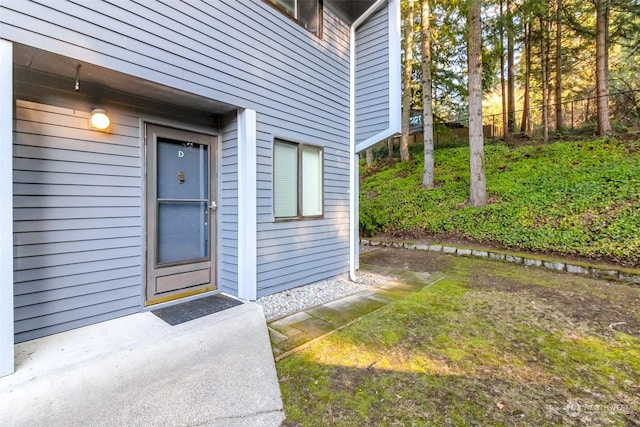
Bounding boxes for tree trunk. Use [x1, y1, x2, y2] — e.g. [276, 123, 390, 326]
[400, 0, 415, 162]
[499, 0, 508, 142]
[596, 0, 611, 136]
[468, 0, 486, 207]
[540, 15, 549, 143]
[507, 0, 516, 137]
[388, 136, 394, 158]
[365, 148, 373, 166]
[421, 0, 434, 188]
[520, 21, 531, 133]
[546, 18, 553, 134]
[555, 0, 563, 133]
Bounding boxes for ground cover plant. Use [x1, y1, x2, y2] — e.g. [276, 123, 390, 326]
[276, 249, 640, 426]
[359, 137, 640, 266]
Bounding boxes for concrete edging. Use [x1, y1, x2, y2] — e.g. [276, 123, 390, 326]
[361, 238, 640, 285]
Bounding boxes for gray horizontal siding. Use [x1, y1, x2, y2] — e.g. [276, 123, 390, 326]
[257, 258, 349, 297]
[15, 304, 139, 343]
[14, 257, 142, 284]
[13, 100, 142, 343]
[1, 0, 350, 135]
[355, 2, 391, 145]
[13, 217, 141, 233]
[219, 112, 239, 296]
[255, 131, 353, 294]
[14, 237, 140, 258]
[14, 227, 140, 245]
[2, 0, 376, 302]
[259, 247, 349, 276]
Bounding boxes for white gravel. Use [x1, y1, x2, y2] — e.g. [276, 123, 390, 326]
[256, 270, 397, 320]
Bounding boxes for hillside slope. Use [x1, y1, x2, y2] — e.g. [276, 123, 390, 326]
[359, 138, 640, 266]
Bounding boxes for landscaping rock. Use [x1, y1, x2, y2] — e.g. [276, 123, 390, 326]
[566, 264, 589, 275]
[543, 261, 565, 271]
[618, 273, 640, 284]
[591, 268, 618, 278]
[505, 255, 523, 263]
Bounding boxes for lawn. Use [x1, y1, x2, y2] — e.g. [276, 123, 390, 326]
[276, 249, 640, 426]
[359, 138, 640, 266]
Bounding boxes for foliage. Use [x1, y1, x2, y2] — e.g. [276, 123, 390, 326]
[359, 137, 640, 266]
[403, 0, 640, 136]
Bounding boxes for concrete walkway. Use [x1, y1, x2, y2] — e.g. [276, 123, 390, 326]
[268, 270, 439, 360]
[0, 302, 284, 427]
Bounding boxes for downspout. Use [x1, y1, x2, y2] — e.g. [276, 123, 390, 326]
[349, 0, 400, 281]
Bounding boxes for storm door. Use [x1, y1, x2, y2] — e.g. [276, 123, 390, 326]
[145, 124, 217, 305]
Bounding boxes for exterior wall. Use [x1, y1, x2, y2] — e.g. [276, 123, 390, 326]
[252, 0, 354, 299]
[1, 0, 395, 342]
[355, 2, 391, 146]
[11, 91, 229, 342]
[255, 121, 352, 296]
[0, 1, 352, 125]
[12, 100, 143, 343]
[219, 112, 239, 296]
[1, 1, 354, 298]
[1, 0, 359, 326]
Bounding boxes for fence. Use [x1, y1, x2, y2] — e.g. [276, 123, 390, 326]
[484, 89, 640, 140]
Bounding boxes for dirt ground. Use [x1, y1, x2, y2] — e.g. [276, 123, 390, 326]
[361, 247, 640, 337]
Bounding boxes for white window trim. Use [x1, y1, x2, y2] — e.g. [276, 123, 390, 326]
[0, 39, 14, 377]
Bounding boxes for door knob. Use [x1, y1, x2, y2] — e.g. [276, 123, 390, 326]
[209, 201, 217, 211]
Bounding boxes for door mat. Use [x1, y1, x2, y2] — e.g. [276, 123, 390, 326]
[152, 294, 243, 326]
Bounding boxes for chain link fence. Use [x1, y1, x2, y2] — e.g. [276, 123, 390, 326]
[484, 89, 640, 140]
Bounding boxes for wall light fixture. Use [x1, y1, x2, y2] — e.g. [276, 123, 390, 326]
[90, 109, 110, 130]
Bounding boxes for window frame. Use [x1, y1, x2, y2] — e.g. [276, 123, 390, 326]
[264, 0, 324, 37]
[273, 139, 324, 221]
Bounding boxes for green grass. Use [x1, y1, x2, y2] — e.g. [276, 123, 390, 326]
[276, 254, 640, 426]
[359, 138, 640, 266]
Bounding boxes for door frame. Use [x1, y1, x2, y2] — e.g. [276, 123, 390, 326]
[144, 123, 218, 306]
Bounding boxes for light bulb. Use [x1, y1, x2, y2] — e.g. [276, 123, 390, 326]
[90, 109, 110, 130]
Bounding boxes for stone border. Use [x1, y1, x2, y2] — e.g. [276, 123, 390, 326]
[361, 238, 640, 285]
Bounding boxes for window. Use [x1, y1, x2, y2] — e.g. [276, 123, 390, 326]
[274, 140, 323, 219]
[267, 0, 322, 36]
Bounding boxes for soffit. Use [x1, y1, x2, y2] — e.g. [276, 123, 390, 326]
[330, 0, 378, 22]
[13, 43, 236, 115]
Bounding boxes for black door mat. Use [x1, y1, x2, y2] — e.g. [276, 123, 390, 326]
[152, 294, 243, 326]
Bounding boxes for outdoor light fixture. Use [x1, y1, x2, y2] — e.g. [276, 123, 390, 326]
[90, 109, 110, 130]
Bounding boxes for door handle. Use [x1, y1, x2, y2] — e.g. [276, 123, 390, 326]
[209, 201, 217, 211]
